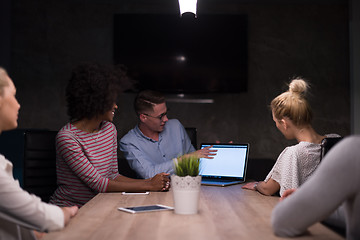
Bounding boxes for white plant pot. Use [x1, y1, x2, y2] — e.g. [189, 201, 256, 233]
[171, 175, 202, 215]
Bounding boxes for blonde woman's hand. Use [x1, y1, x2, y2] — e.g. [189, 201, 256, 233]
[33, 230, 46, 239]
[61, 206, 78, 226]
[242, 181, 258, 191]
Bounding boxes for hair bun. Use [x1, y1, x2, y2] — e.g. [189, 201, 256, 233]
[289, 78, 309, 95]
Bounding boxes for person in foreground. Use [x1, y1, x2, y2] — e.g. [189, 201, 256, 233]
[50, 64, 169, 208]
[0, 67, 78, 240]
[242, 78, 339, 196]
[271, 135, 360, 240]
[120, 90, 217, 179]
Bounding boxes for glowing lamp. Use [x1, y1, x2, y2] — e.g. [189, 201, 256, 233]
[178, 0, 197, 16]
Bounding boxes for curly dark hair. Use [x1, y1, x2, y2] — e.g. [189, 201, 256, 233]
[66, 63, 128, 121]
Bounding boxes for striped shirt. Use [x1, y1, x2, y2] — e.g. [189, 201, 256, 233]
[50, 121, 120, 207]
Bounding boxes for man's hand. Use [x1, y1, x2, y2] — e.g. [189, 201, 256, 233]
[190, 145, 218, 159]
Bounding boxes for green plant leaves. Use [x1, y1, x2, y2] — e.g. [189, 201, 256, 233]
[173, 155, 200, 177]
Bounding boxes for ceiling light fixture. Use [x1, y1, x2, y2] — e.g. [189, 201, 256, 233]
[178, 0, 197, 17]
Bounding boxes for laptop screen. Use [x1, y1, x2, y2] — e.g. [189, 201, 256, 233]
[200, 143, 249, 180]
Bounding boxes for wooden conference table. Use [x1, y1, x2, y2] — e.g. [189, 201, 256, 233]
[43, 184, 344, 240]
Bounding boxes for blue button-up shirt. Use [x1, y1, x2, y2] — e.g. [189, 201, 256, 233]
[119, 119, 195, 179]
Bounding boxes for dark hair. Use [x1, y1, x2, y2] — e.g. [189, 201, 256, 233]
[134, 90, 165, 115]
[66, 63, 125, 121]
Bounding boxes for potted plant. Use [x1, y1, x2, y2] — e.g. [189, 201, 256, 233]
[171, 155, 202, 215]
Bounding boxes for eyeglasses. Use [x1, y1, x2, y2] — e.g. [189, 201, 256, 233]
[142, 110, 169, 121]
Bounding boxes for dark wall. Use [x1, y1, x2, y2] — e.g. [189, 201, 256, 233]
[9, 0, 350, 160]
[0, 0, 12, 69]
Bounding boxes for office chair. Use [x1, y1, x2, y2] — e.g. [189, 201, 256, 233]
[23, 130, 58, 202]
[117, 151, 138, 179]
[185, 127, 197, 149]
[0, 129, 58, 202]
[320, 137, 343, 161]
[246, 158, 276, 182]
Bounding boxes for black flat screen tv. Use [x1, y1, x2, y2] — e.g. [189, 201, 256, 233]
[114, 14, 247, 94]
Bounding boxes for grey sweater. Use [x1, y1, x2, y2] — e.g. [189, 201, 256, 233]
[271, 135, 360, 240]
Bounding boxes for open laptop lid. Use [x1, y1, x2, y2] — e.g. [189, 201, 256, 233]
[200, 143, 250, 183]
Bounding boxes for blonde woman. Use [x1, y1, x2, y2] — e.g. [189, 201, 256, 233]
[242, 78, 340, 196]
[0, 67, 78, 240]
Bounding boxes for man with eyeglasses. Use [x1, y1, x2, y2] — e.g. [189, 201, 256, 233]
[119, 90, 216, 179]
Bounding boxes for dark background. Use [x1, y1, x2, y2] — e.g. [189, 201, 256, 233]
[1, 0, 358, 160]
[113, 13, 248, 94]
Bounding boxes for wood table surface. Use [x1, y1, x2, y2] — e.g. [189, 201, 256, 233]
[43, 184, 344, 240]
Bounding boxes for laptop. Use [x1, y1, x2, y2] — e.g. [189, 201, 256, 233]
[200, 143, 250, 187]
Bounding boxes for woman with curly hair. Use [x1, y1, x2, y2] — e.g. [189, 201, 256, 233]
[242, 77, 340, 196]
[50, 63, 169, 207]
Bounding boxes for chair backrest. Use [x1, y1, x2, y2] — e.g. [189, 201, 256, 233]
[0, 129, 26, 186]
[23, 130, 58, 202]
[185, 127, 197, 149]
[0, 129, 58, 202]
[117, 151, 138, 179]
[320, 137, 343, 161]
[246, 158, 276, 182]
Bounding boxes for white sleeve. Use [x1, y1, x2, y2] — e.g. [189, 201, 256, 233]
[0, 156, 64, 232]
